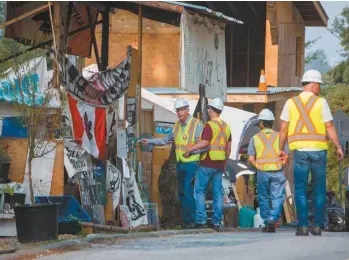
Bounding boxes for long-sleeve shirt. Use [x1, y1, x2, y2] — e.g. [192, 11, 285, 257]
[147, 115, 203, 146]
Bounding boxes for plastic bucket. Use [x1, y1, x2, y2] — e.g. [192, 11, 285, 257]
[14, 204, 59, 243]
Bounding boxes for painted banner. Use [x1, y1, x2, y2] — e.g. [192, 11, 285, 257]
[55, 46, 137, 107]
[0, 56, 55, 106]
[64, 140, 92, 178]
[61, 101, 74, 139]
[79, 178, 105, 224]
[180, 10, 227, 100]
[124, 172, 148, 227]
[5, 2, 98, 57]
[106, 106, 118, 144]
[106, 161, 122, 211]
[68, 94, 106, 159]
[23, 141, 56, 204]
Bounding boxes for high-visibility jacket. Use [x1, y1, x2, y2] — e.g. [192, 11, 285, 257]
[201, 118, 231, 161]
[253, 129, 282, 172]
[287, 94, 328, 150]
[173, 117, 201, 163]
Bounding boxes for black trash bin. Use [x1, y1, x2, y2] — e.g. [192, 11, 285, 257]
[14, 204, 59, 243]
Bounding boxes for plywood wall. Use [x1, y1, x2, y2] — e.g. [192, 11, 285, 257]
[0, 138, 64, 195]
[85, 9, 180, 88]
[265, 1, 305, 87]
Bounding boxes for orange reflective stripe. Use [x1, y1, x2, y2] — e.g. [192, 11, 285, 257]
[210, 119, 228, 145]
[292, 95, 319, 134]
[187, 118, 198, 145]
[258, 131, 278, 158]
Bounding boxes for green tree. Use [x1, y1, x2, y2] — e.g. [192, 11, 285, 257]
[328, 6, 349, 84]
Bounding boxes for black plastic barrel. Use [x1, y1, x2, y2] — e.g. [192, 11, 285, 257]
[14, 204, 59, 243]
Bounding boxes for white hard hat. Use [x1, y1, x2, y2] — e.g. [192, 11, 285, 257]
[258, 109, 275, 121]
[174, 99, 189, 110]
[301, 70, 324, 84]
[208, 98, 224, 111]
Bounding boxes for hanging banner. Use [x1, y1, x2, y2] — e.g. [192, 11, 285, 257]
[5, 2, 98, 57]
[180, 10, 227, 100]
[55, 46, 138, 107]
[64, 140, 92, 178]
[68, 95, 106, 159]
[106, 161, 122, 211]
[61, 100, 74, 139]
[23, 141, 56, 204]
[0, 56, 54, 106]
[106, 106, 118, 144]
[124, 172, 148, 227]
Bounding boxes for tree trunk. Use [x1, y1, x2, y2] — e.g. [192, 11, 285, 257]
[28, 155, 34, 205]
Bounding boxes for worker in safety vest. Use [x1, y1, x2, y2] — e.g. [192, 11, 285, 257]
[279, 70, 344, 236]
[141, 99, 203, 229]
[184, 98, 231, 231]
[248, 109, 288, 233]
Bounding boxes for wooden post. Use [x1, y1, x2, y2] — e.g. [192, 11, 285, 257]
[101, 5, 110, 71]
[136, 5, 143, 176]
[87, 5, 102, 71]
[53, 2, 62, 89]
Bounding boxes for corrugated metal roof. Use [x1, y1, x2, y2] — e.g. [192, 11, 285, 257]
[163, 1, 244, 24]
[145, 87, 302, 95]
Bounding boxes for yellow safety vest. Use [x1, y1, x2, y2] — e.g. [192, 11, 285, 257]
[253, 129, 282, 172]
[201, 118, 231, 161]
[173, 117, 201, 163]
[287, 94, 328, 150]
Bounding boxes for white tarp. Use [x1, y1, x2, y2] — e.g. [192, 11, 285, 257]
[141, 89, 257, 160]
[23, 141, 56, 203]
[180, 10, 227, 101]
[64, 141, 92, 179]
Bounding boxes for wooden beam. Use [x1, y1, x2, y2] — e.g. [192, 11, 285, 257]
[87, 5, 102, 71]
[312, 1, 328, 27]
[101, 5, 110, 70]
[226, 94, 267, 103]
[0, 2, 53, 29]
[130, 1, 183, 13]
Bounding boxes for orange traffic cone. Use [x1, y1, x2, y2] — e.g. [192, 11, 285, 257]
[258, 70, 267, 92]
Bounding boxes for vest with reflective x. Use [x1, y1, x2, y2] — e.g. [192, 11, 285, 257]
[287, 94, 328, 150]
[253, 129, 282, 172]
[173, 117, 201, 163]
[201, 118, 231, 161]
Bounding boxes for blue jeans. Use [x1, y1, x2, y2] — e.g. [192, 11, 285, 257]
[257, 170, 286, 224]
[194, 166, 223, 225]
[293, 150, 327, 227]
[176, 162, 198, 224]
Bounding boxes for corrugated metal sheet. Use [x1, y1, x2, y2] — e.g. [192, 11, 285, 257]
[145, 87, 302, 95]
[163, 1, 244, 24]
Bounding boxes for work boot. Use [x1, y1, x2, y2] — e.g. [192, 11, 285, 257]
[211, 224, 221, 232]
[310, 226, 322, 236]
[295, 227, 309, 236]
[262, 221, 275, 233]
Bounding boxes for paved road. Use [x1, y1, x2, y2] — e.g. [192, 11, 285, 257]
[40, 231, 349, 260]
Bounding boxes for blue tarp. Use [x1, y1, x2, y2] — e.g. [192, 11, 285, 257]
[1, 117, 28, 138]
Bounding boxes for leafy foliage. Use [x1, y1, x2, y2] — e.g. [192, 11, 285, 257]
[328, 6, 349, 84]
[331, 6, 349, 58]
